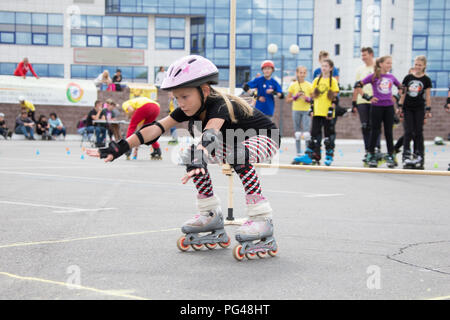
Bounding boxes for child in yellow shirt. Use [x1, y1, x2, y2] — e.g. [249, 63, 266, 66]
[287, 66, 313, 160]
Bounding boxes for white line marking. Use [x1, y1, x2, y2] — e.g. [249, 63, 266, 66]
[0, 200, 116, 213]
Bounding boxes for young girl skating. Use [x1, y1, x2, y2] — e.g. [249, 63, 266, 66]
[87, 55, 280, 261]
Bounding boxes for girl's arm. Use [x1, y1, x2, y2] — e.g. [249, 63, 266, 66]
[88, 115, 179, 162]
[425, 88, 432, 118]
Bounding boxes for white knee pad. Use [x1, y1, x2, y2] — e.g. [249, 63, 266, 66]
[303, 132, 311, 141]
[295, 131, 302, 140]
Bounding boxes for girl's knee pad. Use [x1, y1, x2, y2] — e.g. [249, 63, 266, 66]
[294, 131, 302, 140]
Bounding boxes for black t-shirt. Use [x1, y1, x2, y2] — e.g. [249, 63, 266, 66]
[170, 95, 279, 146]
[402, 74, 432, 108]
[0, 120, 5, 127]
[86, 108, 98, 127]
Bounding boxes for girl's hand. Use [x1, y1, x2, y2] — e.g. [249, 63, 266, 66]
[258, 96, 266, 103]
[266, 88, 274, 95]
[181, 168, 206, 184]
[425, 111, 432, 119]
[371, 97, 379, 104]
[85, 148, 114, 162]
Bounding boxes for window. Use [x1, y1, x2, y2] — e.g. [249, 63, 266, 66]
[214, 34, 228, 48]
[298, 35, 312, 49]
[391, 18, 395, 30]
[236, 34, 251, 49]
[71, 15, 148, 48]
[155, 16, 185, 50]
[336, 18, 341, 29]
[71, 64, 148, 82]
[0, 62, 64, 77]
[335, 44, 340, 56]
[0, 11, 63, 46]
[390, 44, 394, 54]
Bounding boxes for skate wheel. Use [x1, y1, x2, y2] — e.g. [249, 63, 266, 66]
[219, 237, 231, 248]
[245, 252, 258, 260]
[233, 245, 245, 261]
[176, 236, 190, 252]
[268, 249, 278, 257]
[205, 243, 217, 250]
[257, 251, 268, 259]
[191, 243, 203, 251]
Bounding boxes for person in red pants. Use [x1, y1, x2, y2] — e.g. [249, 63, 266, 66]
[122, 97, 162, 160]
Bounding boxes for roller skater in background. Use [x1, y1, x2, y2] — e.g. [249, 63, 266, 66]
[242, 60, 284, 120]
[286, 66, 313, 164]
[294, 59, 339, 166]
[87, 55, 280, 261]
[356, 56, 403, 168]
[398, 56, 432, 170]
[122, 97, 162, 160]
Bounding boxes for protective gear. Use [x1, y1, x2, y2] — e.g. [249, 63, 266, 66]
[18, 96, 25, 102]
[353, 81, 363, 89]
[260, 60, 275, 70]
[160, 55, 219, 91]
[99, 139, 130, 161]
[327, 107, 334, 118]
[294, 131, 302, 140]
[434, 136, 444, 145]
[181, 144, 208, 173]
[135, 121, 165, 145]
[201, 129, 220, 149]
[243, 83, 250, 92]
[362, 93, 373, 101]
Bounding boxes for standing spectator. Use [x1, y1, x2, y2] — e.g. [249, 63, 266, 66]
[242, 60, 284, 119]
[15, 110, 35, 140]
[18, 96, 36, 123]
[286, 66, 313, 160]
[49, 112, 66, 139]
[398, 56, 432, 170]
[351, 47, 381, 164]
[0, 113, 13, 139]
[357, 56, 402, 168]
[102, 99, 121, 141]
[313, 51, 339, 82]
[94, 70, 113, 91]
[112, 69, 123, 91]
[154, 66, 166, 88]
[14, 58, 39, 79]
[36, 115, 51, 140]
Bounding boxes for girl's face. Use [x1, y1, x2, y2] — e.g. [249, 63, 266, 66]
[296, 68, 307, 81]
[320, 62, 332, 76]
[262, 67, 273, 78]
[414, 60, 425, 74]
[172, 87, 203, 116]
[380, 58, 392, 72]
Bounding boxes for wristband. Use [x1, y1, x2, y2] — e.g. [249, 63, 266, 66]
[99, 139, 130, 161]
[362, 93, 373, 101]
[425, 106, 431, 112]
[327, 107, 334, 118]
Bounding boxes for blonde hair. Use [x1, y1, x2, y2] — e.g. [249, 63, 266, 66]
[414, 55, 427, 73]
[210, 87, 254, 123]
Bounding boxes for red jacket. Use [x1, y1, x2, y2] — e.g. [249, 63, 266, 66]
[14, 61, 38, 78]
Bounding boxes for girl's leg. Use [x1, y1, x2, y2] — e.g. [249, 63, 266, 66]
[292, 110, 302, 155]
[368, 106, 383, 153]
[382, 106, 395, 154]
[413, 107, 425, 157]
[403, 108, 415, 156]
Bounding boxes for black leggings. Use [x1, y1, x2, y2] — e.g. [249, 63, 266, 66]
[369, 105, 395, 154]
[357, 103, 380, 151]
[403, 106, 425, 156]
[310, 116, 335, 157]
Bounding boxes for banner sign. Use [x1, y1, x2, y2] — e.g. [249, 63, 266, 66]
[0, 76, 97, 107]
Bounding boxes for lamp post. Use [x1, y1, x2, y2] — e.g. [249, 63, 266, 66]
[267, 43, 300, 136]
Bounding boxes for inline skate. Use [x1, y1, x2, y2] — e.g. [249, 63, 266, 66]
[150, 147, 162, 160]
[232, 195, 278, 261]
[177, 195, 231, 252]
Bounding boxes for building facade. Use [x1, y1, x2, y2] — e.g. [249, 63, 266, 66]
[0, 0, 448, 93]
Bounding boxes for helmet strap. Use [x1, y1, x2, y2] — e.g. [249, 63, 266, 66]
[193, 86, 207, 118]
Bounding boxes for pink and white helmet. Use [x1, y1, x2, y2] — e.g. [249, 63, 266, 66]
[161, 55, 219, 91]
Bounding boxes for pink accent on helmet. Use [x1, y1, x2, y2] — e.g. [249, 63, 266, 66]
[161, 55, 219, 90]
